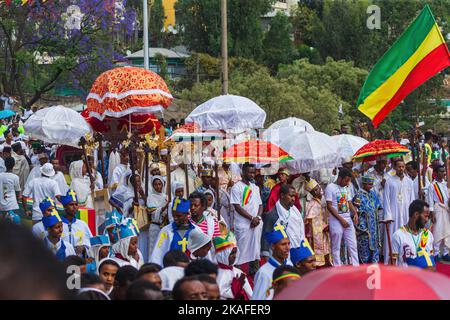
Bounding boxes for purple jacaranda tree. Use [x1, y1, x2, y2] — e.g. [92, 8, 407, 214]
[0, 0, 136, 108]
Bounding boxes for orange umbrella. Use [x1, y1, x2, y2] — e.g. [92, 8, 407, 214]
[352, 139, 410, 162]
[219, 140, 293, 164]
[86, 66, 173, 120]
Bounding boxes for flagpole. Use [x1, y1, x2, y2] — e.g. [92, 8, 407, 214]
[143, 0, 149, 70]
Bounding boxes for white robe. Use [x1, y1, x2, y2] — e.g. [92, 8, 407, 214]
[147, 185, 168, 262]
[44, 237, 76, 258]
[52, 171, 69, 195]
[275, 200, 305, 249]
[230, 181, 263, 265]
[251, 258, 292, 300]
[159, 266, 185, 291]
[382, 174, 415, 264]
[217, 267, 253, 300]
[428, 180, 450, 255]
[64, 218, 93, 249]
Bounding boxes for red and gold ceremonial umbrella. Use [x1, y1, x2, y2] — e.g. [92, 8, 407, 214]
[86, 66, 173, 120]
[352, 139, 410, 162]
[275, 265, 450, 300]
[219, 140, 293, 164]
[81, 109, 160, 135]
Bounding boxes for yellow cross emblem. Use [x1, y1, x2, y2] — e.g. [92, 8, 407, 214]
[157, 232, 169, 248]
[178, 238, 188, 252]
[173, 197, 181, 211]
[302, 238, 315, 255]
[50, 209, 61, 222]
[46, 197, 55, 206]
[274, 223, 287, 238]
[75, 230, 85, 246]
[417, 249, 433, 267]
[68, 189, 77, 202]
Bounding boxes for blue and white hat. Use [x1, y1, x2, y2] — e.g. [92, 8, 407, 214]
[90, 235, 111, 247]
[104, 210, 122, 230]
[39, 197, 56, 214]
[117, 218, 140, 240]
[290, 239, 315, 265]
[172, 197, 191, 214]
[42, 211, 63, 229]
[264, 223, 289, 245]
[60, 189, 78, 206]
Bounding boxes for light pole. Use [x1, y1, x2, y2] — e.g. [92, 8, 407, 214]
[221, 0, 228, 95]
[143, 0, 149, 70]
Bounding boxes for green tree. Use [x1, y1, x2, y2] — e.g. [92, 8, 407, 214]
[262, 12, 297, 73]
[149, 0, 166, 47]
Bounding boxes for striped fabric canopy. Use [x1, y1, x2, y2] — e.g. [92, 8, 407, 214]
[219, 140, 293, 164]
[353, 140, 410, 162]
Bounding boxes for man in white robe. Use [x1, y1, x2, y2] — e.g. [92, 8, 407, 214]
[261, 184, 304, 261]
[428, 165, 450, 261]
[382, 159, 415, 264]
[252, 224, 291, 300]
[230, 164, 263, 276]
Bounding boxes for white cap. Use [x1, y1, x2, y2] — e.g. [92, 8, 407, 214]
[187, 228, 212, 254]
[40, 163, 55, 177]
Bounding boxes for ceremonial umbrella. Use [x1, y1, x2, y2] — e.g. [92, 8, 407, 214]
[352, 139, 410, 162]
[263, 130, 340, 173]
[185, 95, 266, 132]
[86, 66, 173, 120]
[274, 265, 450, 300]
[218, 140, 293, 164]
[331, 134, 369, 163]
[265, 117, 314, 132]
[166, 122, 225, 142]
[81, 109, 160, 135]
[23, 105, 92, 148]
[0, 109, 15, 120]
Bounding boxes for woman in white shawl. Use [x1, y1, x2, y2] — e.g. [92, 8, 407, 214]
[147, 175, 169, 261]
[167, 181, 184, 223]
[204, 189, 218, 220]
[112, 218, 144, 269]
[69, 160, 93, 208]
[214, 231, 252, 300]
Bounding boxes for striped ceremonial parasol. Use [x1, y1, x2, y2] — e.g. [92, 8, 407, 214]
[219, 140, 293, 164]
[166, 122, 225, 142]
[86, 66, 173, 120]
[353, 139, 410, 162]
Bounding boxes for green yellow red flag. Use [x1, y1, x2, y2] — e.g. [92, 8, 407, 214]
[357, 5, 450, 127]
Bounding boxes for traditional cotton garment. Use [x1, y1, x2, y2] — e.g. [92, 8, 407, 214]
[261, 200, 304, 258]
[12, 152, 29, 191]
[252, 225, 291, 301]
[230, 181, 263, 266]
[428, 180, 450, 257]
[87, 235, 111, 274]
[355, 187, 382, 263]
[214, 232, 252, 300]
[382, 174, 415, 264]
[304, 197, 330, 267]
[52, 171, 69, 195]
[42, 213, 76, 261]
[107, 150, 121, 186]
[219, 189, 235, 231]
[171, 166, 196, 199]
[167, 181, 184, 223]
[69, 160, 93, 208]
[291, 175, 312, 217]
[392, 226, 435, 268]
[112, 219, 144, 269]
[23, 176, 61, 221]
[110, 163, 128, 190]
[204, 189, 218, 220]
[147, 175, 168, 261]
[150, 198, 196, 266]
[410, 175, 430, 200]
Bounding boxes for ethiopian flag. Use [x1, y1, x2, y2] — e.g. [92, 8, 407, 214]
[357, 5, 450, 127]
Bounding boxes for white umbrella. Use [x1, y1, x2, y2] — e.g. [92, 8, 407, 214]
[24, 105, 92, 148]
[331, 134, 369, 163]
[263, 129, 340, 173]
[266, 117, 315, 131]
[185, 95, 266, 132]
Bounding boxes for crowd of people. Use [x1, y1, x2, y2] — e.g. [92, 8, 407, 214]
[0, 111, 449, 300]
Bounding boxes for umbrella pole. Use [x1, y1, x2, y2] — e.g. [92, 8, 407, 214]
[96, 133, 106, 187]
[166, 147, 172, 204]
[184, 164, 190, 196]
[215, 163, 221, 221]
[144, 144, 150, 199]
